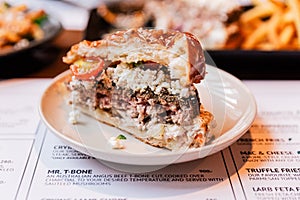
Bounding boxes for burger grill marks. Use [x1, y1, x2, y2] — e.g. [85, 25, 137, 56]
[68, 61, 201, 130]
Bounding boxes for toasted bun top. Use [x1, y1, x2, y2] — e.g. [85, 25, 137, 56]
[63, 28, 206, 85]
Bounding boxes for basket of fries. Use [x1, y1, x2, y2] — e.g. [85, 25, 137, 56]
[206, 0, 300, 79]
[228, 0, 300, 50]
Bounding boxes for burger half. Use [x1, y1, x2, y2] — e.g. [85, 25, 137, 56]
[63, 28, 214, 151]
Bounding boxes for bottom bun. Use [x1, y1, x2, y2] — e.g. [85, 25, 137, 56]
[71, 103, 214, 151]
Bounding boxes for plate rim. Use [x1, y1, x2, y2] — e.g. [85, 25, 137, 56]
[39, 65, 257, 165]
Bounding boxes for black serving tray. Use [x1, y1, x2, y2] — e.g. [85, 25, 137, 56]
[84, 8, 300, 80]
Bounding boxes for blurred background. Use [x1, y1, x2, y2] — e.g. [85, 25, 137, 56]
[1, 0, 300, 79]
[1, 0, 98, 78]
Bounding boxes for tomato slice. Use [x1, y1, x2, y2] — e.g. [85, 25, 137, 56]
[70, 57, 104, 80]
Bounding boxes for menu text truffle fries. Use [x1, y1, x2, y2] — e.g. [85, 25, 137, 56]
[238, 0, 300, 50]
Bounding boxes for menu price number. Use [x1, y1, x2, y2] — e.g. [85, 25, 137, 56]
[0, 159, 13, 164]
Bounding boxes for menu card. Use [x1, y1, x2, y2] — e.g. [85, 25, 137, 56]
[0, 79, 299, 200]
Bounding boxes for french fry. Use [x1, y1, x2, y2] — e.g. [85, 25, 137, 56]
[242, 23, 268, 49]
[251, 0, 264, 6]
[287, 0, 300, 46]
[291, 38, 299, 47]
[269, 0, 286, 8]
[282, 10, 294, 24]
[279, 24, 294, 46]
[267, 12, 281, 49]
[256, 42, 274, 50]
[240, 3, 276, 23]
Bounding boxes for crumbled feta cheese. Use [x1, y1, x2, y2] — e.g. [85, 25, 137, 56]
[68, 109, 80, 124]
[170, 80, 181, 94]
[109, 137, 125, 149]
[69, 76, 80, 89]
[112, 63, 170, 93]
[180, 88, 189, 98]
[165, 125, 184, 139]
[82, 81, 94, 90]
[155, 82, 170, 94]
[168, 57, 187, 80]
[146, 124, 165, 140]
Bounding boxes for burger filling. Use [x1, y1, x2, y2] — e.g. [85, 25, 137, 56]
[68, 60, 211, 149]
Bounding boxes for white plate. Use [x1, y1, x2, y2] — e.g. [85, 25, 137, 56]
[39, 64, 256, 167]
